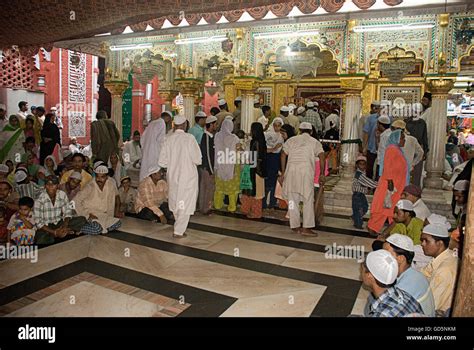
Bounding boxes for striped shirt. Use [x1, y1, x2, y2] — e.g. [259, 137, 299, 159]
[34, 190, 72, 228]
[16, 182, 43, 200]
[304, 109, 322, 132]
[367, 286, 424, 317]
[352, 170, 377, 194]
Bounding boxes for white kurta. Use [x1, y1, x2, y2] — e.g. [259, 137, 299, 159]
[123, 141, 142, 168]
[282, 133, 324, 200]
[139, 118, 166, 181]
[74, 178, 120, 233]
[158, 129, 202, 215]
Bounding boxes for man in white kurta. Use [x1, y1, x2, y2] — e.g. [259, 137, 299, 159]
[74, 165, 122, 234]
[159, 115, 202, 238]
[280, 122, 325, 236]
[139, 115, 166, 181]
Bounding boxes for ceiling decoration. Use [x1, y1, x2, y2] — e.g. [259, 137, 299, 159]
[0, 0, 404, 54]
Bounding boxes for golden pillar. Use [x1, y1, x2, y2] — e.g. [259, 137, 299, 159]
[104, 79, 129, 139]
[174, 78, 204, 127]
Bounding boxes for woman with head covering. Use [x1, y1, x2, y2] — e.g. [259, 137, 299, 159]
[38, 155, 58, 186]
[214, 119, 241, 212]
[263, 117, 284, 209]
[39, 113, 61, 165]
[368, 129, 409, 236]
[0, 115, 26, 163]
[241, 122, 267, 218]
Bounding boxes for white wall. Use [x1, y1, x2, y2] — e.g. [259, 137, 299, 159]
[0, 88, 44, 116]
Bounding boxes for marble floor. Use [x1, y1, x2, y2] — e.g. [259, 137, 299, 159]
[0, 210, 374, 317]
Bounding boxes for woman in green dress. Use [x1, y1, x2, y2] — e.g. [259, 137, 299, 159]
[0, 115, 25, 163]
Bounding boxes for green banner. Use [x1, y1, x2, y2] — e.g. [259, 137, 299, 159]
[121, 72, 133, 141]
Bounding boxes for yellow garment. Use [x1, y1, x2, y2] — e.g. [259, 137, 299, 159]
[390, 217, 424, 245]
[421, 249, 459, 315]
[61, 169, 92, 189]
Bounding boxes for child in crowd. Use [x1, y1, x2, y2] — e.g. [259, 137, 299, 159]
[7, 196, 36, 245]
[118, 176, 137, 214]
[352, 156, 378, 229]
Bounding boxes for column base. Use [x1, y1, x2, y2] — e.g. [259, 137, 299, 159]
[424, 172, 443, 189]
[332, 168, 354, 194]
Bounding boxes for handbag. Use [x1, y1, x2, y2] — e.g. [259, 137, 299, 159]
[240, 164, 252, 190]
[383, 188, 396, 209]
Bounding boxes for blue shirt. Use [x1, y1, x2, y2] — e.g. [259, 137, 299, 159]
[397, 267, 435, 317]
[363, 113, 379, 153]
[188, 124, 204, 144]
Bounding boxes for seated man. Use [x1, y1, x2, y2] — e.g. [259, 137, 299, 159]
[14, 169, 42, 200]
[382, 234, 435, 317]
[58, 171, 82, 201]
[135, 167, 172, 224]
[74, 165, 122, 234]
[421, 224, 459, 317]
[60, 153, 92, 189]
[361, 250, 424, 317]
[401, 185, 431, 222]
[380, 199, 424, 245]
[33, 176, 90, 245]
[68, 137, 82, 155]
[123, 130, 142, 188]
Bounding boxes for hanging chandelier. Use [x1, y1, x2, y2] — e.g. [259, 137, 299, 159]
[275, 40, 323, 80]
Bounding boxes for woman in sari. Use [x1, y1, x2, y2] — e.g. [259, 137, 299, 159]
[214, 119, 241, 212]
[0, 115, 25, 163]
[40, 113, 61, 165]
[241, 122, 267, 218]
[263, 117, 284, 209]
[368, 129, 409, 235]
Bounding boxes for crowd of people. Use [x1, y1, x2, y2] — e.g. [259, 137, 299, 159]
[0, 92, 470, 317]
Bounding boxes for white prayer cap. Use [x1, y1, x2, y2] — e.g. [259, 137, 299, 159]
[195, 111, 207, 118]
[306, 101, 314, 108]
[313, 101, 319, 107]
[148, 165, 161, 175]
[423, 223, 449, 238]
[378, 115, 391, 125]
[253, 96, 259, 104]
[15, 170, 28, 183]
[93, 161, 105, 170]
[50, 106, 57, 111]
[371, 100, 381, 106]
[94, 165, 109, 174]
[162, 111, 173, 118]
[386, 233, 415, 252]
[280, 106, 289, 112]
[234, 96, 242, 102]
[70, 171, 82, 181]
[218, 99, 227, 106]
[173, 115, 187, 125]
[449, 129, 457, 133]
[0, 104, 5, 110]
[365, 250, 398, 285]
[453, 180, 470, 191]
[427, 213, 451, 230]
[37, 166, 46, 174]
[288, 103, 296, 109]
[225, 115, 233, 120]
[206, 115, 217, 124]
[396, 199, 414, 211]
[299, 122, 312, 130]
[0, 164, 9, 173]
[297, 106, 305, 115]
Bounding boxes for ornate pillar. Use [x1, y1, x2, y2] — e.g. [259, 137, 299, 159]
[158, 89, 178, 113]
[104, 79, 129, 139]
[234, 76, 262, 134]
[424, 76, 455, 188]
[338, 75, 366, 182]
[174, 78, 203, 127]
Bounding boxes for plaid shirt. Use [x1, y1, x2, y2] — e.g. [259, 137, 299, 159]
[367, 286, 424, 317]
[303, 109, 322, 132]
[353, 170, 378, 194]
[34, 190, 72, 228]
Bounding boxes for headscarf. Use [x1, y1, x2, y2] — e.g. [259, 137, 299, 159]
[380, 129, 410, 183]
[108, 153, 123, 185]
[4, 115, 20, 131]
[45, 155, 58, 171]
[0, 115, 24, 163]
[264, 117, 284, 150]
[214, 119, 239, 181]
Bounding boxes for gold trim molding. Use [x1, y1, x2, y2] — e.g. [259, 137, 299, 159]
[104, 80, 129, 96]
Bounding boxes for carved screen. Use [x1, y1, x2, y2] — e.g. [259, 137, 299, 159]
[380, 87, 421, 105]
